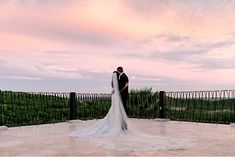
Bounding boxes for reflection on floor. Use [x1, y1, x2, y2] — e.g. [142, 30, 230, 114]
[0, 119, 235, 156]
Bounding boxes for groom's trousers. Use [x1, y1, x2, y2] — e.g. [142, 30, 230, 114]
[120, 91, 129, 115]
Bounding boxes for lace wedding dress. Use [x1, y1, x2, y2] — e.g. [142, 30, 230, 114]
[71, 72, 194, 151]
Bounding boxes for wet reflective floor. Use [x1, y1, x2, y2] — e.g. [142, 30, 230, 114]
[0, 119, 235, 156]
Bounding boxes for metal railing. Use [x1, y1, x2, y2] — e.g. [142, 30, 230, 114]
[165, 90, 235, 124]
[128, 91, 159, 119]
[0, 91, 69, 127]
[75, 93, 111, 120]
[0, 89, 235, 127]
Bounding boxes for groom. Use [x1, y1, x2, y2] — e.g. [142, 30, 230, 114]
[116, 67, 129, 115]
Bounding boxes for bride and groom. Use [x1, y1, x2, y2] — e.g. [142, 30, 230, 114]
[112, 67, 129, 130]
[71, 66, 193, 151]
[71, 66, 130, 137]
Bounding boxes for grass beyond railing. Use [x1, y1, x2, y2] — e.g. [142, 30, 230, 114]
[0, 91, 69, 126]
[128, 89, 159, 119]
[76, 93, 111, 120]
[0, 89, 235, 127]
[165, 90, 235, 124]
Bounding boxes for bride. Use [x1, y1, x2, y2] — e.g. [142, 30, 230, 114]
[71, 71, 194, 151]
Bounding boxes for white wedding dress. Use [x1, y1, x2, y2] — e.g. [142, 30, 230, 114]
[71, 72, 194, 151]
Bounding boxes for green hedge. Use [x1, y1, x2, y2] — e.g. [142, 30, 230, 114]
[0, 89, 235, 127]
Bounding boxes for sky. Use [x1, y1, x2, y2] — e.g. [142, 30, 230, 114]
[1, 0, 235, 93]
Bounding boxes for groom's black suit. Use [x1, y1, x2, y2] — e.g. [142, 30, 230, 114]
[117, 72, 129, 115]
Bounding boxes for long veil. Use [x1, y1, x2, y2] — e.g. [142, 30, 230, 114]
[71, 72, 195, 151]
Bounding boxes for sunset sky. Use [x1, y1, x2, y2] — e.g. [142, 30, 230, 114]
[1, 0, 235, 93]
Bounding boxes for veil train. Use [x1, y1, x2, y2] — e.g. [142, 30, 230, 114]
[71, 72, 194, 151]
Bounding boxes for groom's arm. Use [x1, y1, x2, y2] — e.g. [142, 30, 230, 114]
[120, 83, 128, 92]
[120, 74, 129, 92]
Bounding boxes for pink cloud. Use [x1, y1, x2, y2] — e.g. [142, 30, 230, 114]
[1, 0, 235, 91]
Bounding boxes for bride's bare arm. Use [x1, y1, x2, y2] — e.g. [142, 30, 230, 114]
[111, 80, 114, 94]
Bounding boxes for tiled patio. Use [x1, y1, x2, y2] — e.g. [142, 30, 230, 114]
[0, 119, 235, 156]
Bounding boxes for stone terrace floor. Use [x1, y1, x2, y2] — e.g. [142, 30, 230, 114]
[0, 119, 235, 156]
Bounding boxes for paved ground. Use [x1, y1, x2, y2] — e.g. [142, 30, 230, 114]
[0, 119, 235, 156]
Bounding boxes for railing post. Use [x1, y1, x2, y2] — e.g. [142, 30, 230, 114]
[159, 91, 166, 119]
[69, 92, 77, 120]
[0, 90, 2, 105]
[0, 90, 2, 125]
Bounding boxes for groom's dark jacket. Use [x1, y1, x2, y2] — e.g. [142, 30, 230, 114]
[117, 72, 129, 113]
[118, 73, 129, 95]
